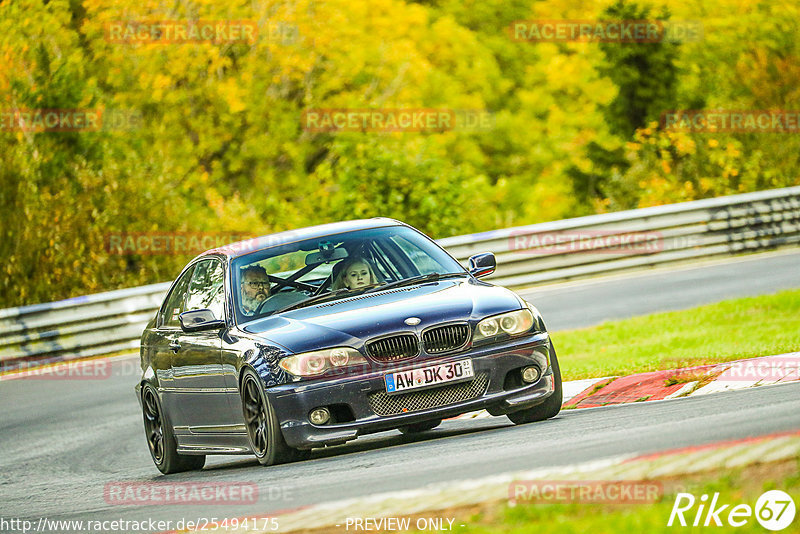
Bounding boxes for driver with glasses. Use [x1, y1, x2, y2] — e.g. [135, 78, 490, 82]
[240, 264, 309, 317]
[240, 265, 271, 316]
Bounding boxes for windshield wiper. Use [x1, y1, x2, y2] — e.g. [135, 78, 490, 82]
[366, 272, 466, 294]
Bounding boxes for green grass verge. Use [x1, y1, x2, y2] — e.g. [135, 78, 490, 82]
[460, 460, 800, 534]
[549, 288, 800, 381]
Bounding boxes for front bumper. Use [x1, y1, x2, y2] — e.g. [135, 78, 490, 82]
[266, 332, 555, 449]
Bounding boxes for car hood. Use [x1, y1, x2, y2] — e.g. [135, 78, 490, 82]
[242, 278, 524, 354]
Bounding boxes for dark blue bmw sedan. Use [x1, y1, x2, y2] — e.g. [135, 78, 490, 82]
[137, 218, 561, 473]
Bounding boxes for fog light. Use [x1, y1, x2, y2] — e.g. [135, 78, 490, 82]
[521, 366, 540, 384]
[309, 407, 331, 425]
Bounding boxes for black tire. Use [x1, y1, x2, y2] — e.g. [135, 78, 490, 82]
[141, 384, 206, 474]
[241, 369, 307, 466]
[398, 419, 442, 434]
[507, 343, 563, 425]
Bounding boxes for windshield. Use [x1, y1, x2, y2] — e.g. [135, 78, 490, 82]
[231, 225, 466, 323]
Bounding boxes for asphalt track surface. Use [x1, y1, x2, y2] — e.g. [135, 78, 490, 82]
[2, 250, 799, 530]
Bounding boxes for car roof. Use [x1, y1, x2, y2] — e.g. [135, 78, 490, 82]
[197, 217, 407, 260]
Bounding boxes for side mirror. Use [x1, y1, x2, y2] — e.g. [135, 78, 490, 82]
[468, 252, 496, 278]
[179, 309, 225, 333]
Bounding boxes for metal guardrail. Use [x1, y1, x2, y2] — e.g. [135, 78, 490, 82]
[0, 283, 171, 368]
[2, 186, 799, 367]
[439, 185, 800, 287]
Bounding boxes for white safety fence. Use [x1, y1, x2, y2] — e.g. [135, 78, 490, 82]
[2, 186, 799, 367]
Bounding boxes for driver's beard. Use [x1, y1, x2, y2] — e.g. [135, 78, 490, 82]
[242, 293, 266, 312]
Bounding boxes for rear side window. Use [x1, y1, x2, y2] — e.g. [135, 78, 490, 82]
[185, 260, 226, 320]
[161, 265, 195, 328]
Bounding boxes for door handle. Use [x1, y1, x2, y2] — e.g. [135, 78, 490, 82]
[169, 340, 181, 353]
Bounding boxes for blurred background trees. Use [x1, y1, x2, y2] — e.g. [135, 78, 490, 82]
[1, 0, 798, 306]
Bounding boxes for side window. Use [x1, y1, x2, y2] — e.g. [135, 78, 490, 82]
[185, 260, 226, 320]
[161, 265, 195, 328]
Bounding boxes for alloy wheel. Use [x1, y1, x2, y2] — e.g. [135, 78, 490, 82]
[142, 387, 165, 463]
[243, 376, 268, 456]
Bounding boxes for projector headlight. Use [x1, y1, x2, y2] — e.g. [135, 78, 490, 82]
[474, 309, 534, 342]
[279, 347, 367, 377]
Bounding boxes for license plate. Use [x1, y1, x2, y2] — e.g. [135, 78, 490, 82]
[384, 360, 474, 394]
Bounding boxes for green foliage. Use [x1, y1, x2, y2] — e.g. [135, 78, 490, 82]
[570, 0, 681, 207]
[605, 0, 800, 210]
[1, 0, 798, 306]
[313, 136, 494, 237]
[599, 0, 680, 138]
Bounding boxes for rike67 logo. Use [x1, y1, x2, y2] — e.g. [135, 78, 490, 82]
[669, 490, 796, 531]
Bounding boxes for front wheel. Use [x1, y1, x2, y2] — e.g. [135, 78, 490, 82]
[507, 344, 562, 425]
[141, 384, 206, 474]
[241, 369, 307, 466]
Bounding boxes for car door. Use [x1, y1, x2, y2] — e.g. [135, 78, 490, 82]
[170, 258, 230, 430]
[153, 264, 195, 422]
